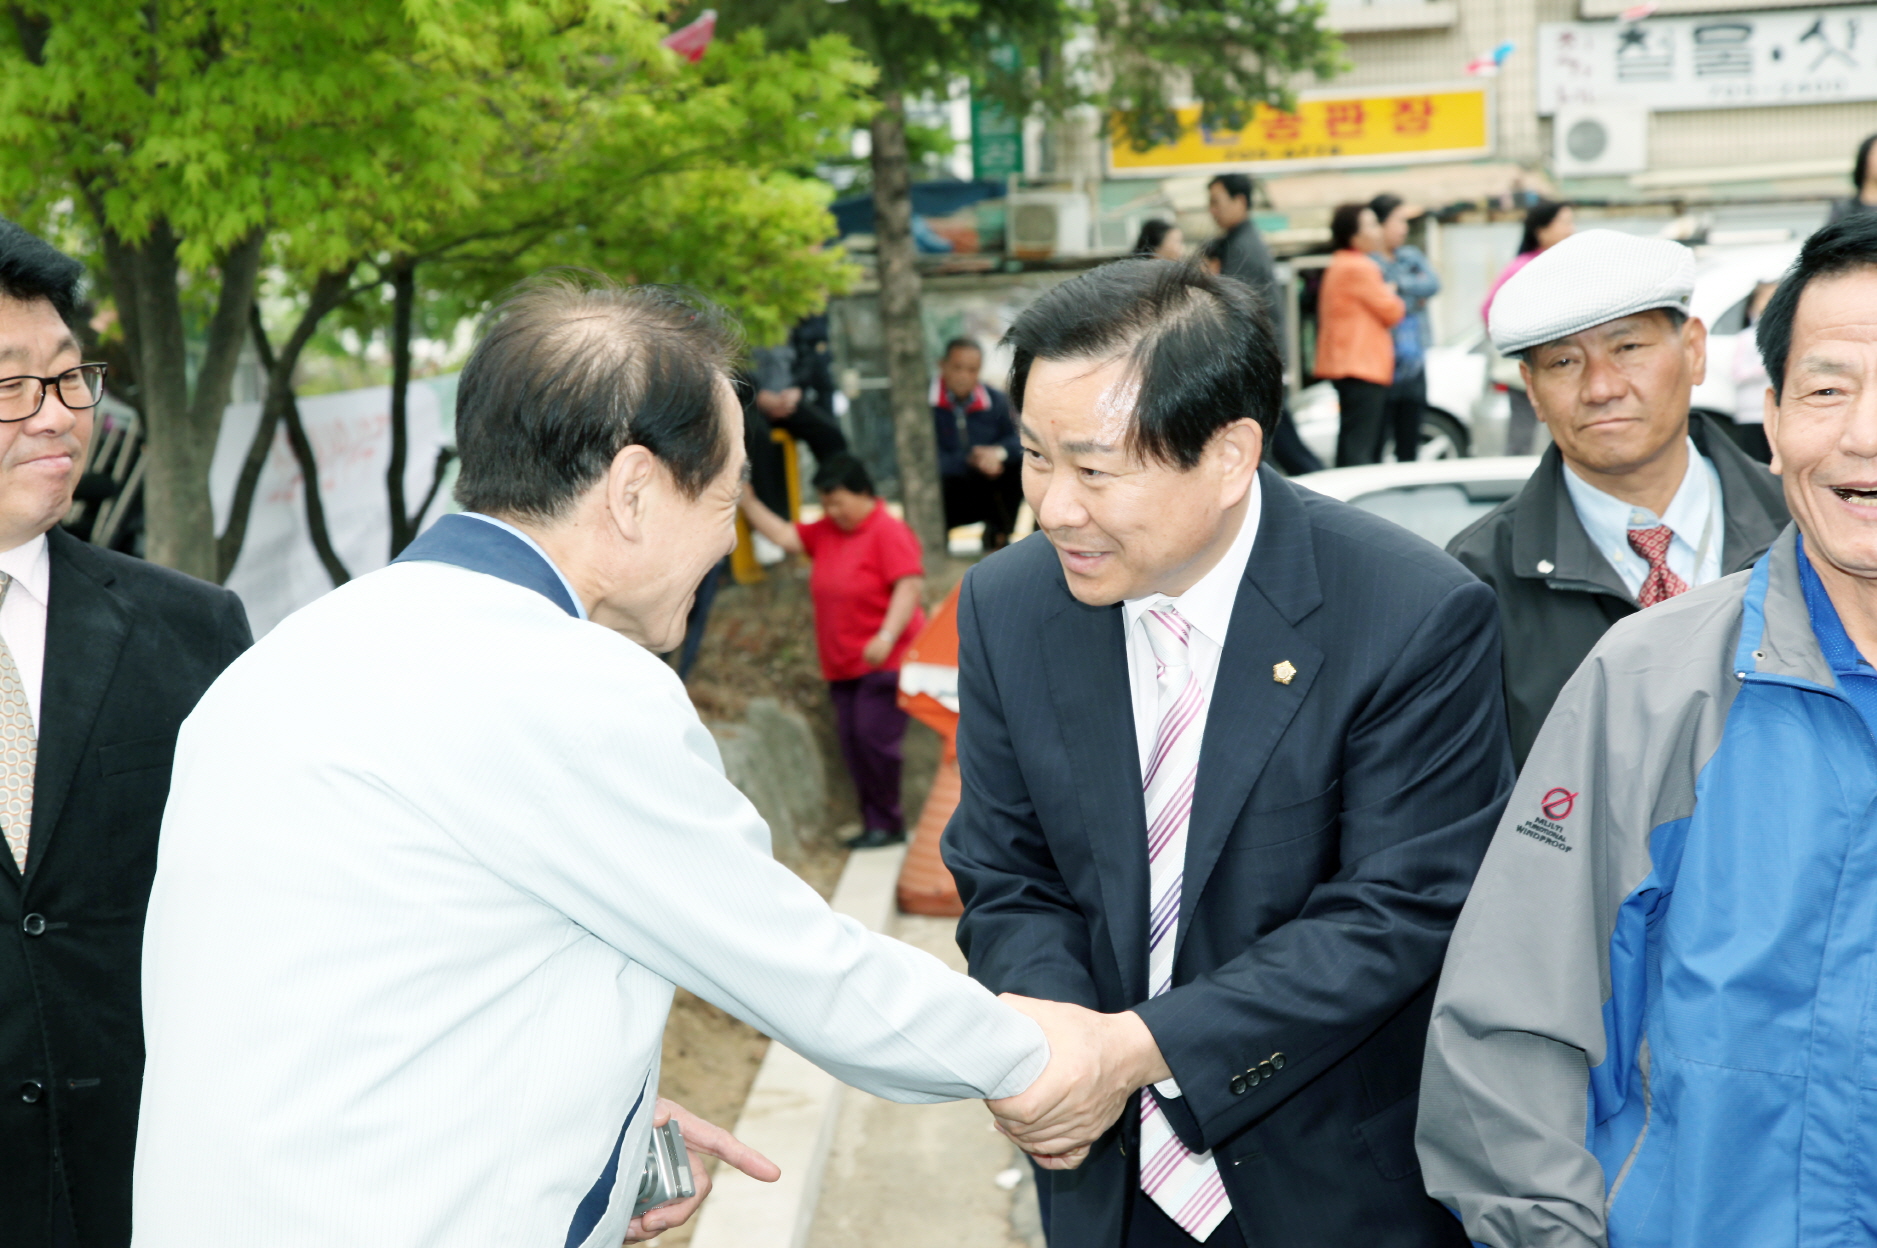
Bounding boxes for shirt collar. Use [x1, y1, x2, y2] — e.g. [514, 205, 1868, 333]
[459, 513, 589, 621]
[1561, 436, 1713, 552]
[0, 532, 50, 608]
[1122, 474, 1262, 648]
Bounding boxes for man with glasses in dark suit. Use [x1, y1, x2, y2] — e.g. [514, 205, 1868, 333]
[0, 220, 251, 1248]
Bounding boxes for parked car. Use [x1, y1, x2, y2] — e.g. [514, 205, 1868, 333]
[1687, 239, 1801, 421]
[1293, 456, 1541, 550]
[1291, 327, 1492, 463]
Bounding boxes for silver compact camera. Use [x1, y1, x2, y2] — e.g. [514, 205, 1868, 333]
[633, 1119, 697, 1217]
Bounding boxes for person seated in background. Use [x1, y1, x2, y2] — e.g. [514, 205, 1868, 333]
[1370, 194, 1441, 464]
[1132, 219, 1185, 261]
[1314, 202, 1404, 467]
[932, 337, 1023, 552]
[740, 453, 926, 850]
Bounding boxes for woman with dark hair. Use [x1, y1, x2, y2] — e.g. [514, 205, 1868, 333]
[1314, 202, 1404, 466]
[738, 453, 927, 849]
[1827, 133, 1877, 224]
[1483, 199, 1574, 453]
[1131, 218, 1185, 259]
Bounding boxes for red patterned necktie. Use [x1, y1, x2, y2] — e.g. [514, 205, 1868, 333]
[1627, 525, 1690, 608]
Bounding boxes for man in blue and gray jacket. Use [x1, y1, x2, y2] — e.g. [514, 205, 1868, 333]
[1418, 212, 1877, 1246]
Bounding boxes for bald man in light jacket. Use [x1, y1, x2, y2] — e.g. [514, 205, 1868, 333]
[134, 277, 1099, 1248]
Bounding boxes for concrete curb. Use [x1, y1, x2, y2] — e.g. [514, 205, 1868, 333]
[688, 844, 906, 1248]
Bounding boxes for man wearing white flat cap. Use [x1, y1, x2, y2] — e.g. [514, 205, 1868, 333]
[1445, 228, 1787, 766]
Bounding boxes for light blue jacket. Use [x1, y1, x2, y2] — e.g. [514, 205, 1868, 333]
[1418, 525, 1877, 1247]
[1373, 244, 1440, 378]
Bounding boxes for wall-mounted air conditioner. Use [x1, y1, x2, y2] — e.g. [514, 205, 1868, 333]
[1007, 192, 1093, 260]
[1553, 105, 1649, 177]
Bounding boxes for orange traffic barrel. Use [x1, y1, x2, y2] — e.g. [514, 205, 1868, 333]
[896, 584, 963, 916]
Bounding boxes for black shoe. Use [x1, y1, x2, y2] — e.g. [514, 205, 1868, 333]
[848, 827, 906, 849]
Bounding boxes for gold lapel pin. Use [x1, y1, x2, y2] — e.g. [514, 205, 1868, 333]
[1272, 660, 1297, 685]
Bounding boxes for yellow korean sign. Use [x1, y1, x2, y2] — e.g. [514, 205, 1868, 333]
[1108, 87, 1491, 176]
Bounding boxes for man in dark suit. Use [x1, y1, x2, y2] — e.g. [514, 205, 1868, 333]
[0, 221, 252, 1248]
[949, 259, 1513, 1246]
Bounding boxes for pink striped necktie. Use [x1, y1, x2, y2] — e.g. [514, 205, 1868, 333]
[1136, 606, 1232, 1240]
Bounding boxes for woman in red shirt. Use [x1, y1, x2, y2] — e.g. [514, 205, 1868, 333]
[740, 454, 926, 849]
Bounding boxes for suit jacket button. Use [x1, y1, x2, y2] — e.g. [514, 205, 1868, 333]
[1270, 1052, 1286, 1070]
[21, 914, 45, 937]
[1259, 1060, 1276, 1078]
[1247, 1069, 1264, 1087]
[19, 1079, 43, 1104]
[1230, 1075, 1248, 1096]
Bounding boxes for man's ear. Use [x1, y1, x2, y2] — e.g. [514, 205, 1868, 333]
[1684, 315, 1709, 387]
[1518, 359, 1547, 425]
[1216, 418, 1265, 504]
[605, 443, 659, 541]
[1763, 386, 1784, 476]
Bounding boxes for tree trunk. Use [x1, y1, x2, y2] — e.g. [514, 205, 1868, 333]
[105, 223, 264, 579]
[869, 96, 946, 560]
[223, 273, 357, 585]
[386, 258, 419, 557]
[119, 223, 206, 577]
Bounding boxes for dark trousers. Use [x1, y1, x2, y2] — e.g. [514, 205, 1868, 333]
[1333, 378, 1390, 468]
[829, 669, 908, 833]
[942, 467, 1024, 548]
[674, 557, 728, 682]
[745, 399, 848, 518]
[1380, 369, 1426, 463]
[1269, 405, 1324, 475]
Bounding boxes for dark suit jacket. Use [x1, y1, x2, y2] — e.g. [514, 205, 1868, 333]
[943, 468, 1512, 1247]
[0, 529, 250, 1248]
[1445, 412, 1788, 767]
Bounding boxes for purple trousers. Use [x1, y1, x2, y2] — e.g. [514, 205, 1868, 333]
[828, 669, 908, 833]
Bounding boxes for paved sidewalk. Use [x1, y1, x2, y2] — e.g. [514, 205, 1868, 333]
[805, 913, 1046, 1248]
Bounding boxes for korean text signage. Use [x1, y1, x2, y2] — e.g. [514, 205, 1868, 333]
[1538, 7, 1877, 113]
[1107, 87, 1491, 177]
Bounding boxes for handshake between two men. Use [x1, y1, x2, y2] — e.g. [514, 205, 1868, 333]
[984, 995, 1172, 1170]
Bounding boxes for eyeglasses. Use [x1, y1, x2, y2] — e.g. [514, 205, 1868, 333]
[0, 364, 109, 423]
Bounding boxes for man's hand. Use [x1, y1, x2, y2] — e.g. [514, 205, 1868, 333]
[986, 995, 1172, 1170]
[861, 632, 894, 667]
[967, 444, 1008, 478]
[624, 1098, 781, 1241]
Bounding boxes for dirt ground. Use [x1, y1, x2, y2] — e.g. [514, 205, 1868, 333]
[649, 555, 957, 1243]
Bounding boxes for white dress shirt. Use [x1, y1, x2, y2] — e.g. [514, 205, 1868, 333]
[1561, 437, 1723, 598]
[0, 532, 50, 732]
[1119, 479, 1261, 1099]
[1122, 478, 1262, 773]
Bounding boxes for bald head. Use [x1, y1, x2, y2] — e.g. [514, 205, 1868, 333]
[453, 272, 742, 523]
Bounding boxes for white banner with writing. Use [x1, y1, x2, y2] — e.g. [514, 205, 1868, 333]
[1538, 7, 1876, 114]
[209, 378, 455, 637]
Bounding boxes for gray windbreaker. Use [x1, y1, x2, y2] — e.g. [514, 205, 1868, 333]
[1418, 527, 1877, 1248]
